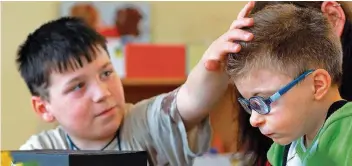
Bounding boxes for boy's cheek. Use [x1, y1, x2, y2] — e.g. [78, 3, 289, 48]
[54, 99, 91, 121]
[266, 107, 290, 129]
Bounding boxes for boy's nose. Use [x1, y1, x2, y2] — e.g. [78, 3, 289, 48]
[92, 81, 111, 102]
[249, 111, 265, 127]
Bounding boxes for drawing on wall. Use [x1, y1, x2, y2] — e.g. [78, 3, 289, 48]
[60, 2, 151, 78]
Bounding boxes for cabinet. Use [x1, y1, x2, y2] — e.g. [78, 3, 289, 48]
[122, 78, 185, 103]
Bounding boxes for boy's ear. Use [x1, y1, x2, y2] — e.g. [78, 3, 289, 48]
[321, 1, 346, 37]
[312, 69, 331, 100]
[31, 96, 55, 123]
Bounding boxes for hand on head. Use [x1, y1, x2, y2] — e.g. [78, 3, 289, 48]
[204, 1, 255, 72]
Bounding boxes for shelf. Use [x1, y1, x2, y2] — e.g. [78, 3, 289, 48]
[122, 78, 186, 86]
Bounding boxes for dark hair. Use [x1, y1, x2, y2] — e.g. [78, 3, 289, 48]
[231, 2, 350, 166]
[16, 17, 107, 100]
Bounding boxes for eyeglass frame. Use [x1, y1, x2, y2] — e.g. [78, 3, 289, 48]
[237, 69, 315, 115]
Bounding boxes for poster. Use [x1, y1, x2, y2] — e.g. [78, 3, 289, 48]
[60, 2, 151, 78]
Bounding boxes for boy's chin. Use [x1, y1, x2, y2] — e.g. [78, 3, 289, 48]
[271, 137, 294, 146]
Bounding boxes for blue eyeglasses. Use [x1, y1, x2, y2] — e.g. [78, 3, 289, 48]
[238, 69, 315, 115]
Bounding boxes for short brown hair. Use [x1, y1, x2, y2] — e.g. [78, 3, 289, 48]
[226, 4, 343, 85]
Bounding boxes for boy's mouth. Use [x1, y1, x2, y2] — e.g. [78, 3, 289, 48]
[260, 129, 274, 137]
[264, 133, 274, 137]
[96, 106, 117, 117]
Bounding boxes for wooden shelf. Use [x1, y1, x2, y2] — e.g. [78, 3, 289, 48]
[122, 78, 186, 103]
[122, 78, 186, 86]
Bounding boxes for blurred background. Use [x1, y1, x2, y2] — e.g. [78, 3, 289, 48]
[1, 1, 248, 150]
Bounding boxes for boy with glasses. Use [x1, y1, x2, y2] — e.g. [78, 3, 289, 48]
[227, 4, 352, 166]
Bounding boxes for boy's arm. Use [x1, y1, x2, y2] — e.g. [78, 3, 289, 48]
[176, 55, 229, 130]
[125, 89, 211, 165]
[176, 2, 255, 130]
[123, 3, 256, 165]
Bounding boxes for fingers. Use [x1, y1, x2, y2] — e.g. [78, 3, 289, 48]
[222, 29, 254, 42]
[237, 1, 256, 19]
[221, 42, 241, 56]
[204, 42, 242, 72]
[229, 17, 254, 30]
[204, 59, 222, 71]
[204, 1, 256, 72]
[208, 42, 241, 61]
[204, 42, 239, 71]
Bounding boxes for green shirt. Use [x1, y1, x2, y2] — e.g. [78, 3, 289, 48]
[268, 102, 352, 166]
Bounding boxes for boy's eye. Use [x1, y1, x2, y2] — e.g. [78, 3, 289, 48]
[72, 82, 85, 91]
[101, 70, 114, 78]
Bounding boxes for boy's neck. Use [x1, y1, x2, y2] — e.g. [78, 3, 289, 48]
[67, 133, 117, 150]
[305, 87, 343, 147]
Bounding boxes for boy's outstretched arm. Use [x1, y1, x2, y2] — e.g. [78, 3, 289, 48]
[121, 3, 257, 165]
[176, 2, 255, 130]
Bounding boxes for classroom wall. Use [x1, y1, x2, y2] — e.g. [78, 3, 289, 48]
[1, 1, 247, 150]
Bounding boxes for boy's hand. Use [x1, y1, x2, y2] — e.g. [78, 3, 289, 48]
[177, 1, 256, 130]
[205, 1, 255, 72]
